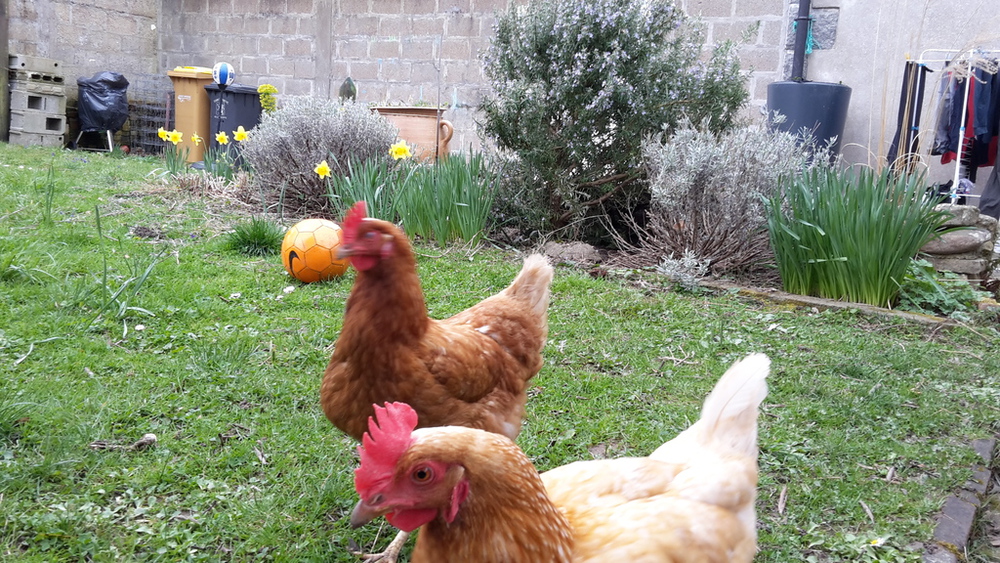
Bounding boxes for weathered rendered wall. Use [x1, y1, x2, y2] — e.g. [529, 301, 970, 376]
[801, 0, 1000, 189]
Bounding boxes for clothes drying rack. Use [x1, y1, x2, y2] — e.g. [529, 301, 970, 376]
[913, 48, 1000, 202]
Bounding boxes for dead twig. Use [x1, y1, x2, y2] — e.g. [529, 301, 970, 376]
[89, 433, 158, 451]
[656, 346, 698, 367]
[859, 500, 876, 525]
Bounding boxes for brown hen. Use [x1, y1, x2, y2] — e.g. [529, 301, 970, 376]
[320, 201, 553, 561]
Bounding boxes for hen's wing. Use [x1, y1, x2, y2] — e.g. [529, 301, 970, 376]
[411, 254, 552, 426]
[541, 456, 756, 563]
[540, 355, 769, 562]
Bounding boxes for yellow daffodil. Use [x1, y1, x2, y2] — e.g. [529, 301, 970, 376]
[216, 131, 230, 145]
[157, 127, 168, 141]
[233, 126, 248, 142]
[389, 140, 412, 160]
[167, 130, 183, 145]
[191, 133, 203, 146]
[314, 160, 331, 178]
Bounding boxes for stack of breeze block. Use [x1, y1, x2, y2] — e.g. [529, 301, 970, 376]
[8, 54, 67, 147]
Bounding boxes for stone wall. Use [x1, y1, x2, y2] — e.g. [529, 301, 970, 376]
[681, 0, 787, 116]
[921, 204, 997, 281]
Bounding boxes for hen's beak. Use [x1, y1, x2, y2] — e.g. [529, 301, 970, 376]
[349, 498, 387, 529]
[335, 245, 354, 259]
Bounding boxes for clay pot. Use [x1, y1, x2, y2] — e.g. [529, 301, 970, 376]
[372, 106, 453, 161]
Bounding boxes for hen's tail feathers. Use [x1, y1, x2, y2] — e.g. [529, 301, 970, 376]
[700, 353, 769, 458]
[501, 254, 554, 317]
[653, 354, 770, 462]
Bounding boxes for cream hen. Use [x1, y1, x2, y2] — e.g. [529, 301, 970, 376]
[349, 353, 769, 562]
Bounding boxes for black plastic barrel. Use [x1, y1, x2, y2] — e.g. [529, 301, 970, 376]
[767, 81, 852, 157]
[204, 83, 262, 158]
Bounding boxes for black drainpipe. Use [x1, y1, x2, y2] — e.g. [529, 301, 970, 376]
[790, 1, 811, 82]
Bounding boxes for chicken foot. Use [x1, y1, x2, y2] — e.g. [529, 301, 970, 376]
[352, 530, 409, 563]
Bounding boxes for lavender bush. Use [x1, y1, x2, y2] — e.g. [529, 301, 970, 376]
[240, 97, 397, 218]
[635, 118, 835, 276]
[481, 0, 749, 241]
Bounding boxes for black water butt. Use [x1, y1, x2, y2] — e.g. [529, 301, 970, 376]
[767, 81, 852, 157]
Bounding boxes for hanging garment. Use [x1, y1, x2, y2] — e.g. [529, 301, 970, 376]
[940, 75, 974, 164]
[979, 140, 1000, 219]
[979, 67, 1000, 219]
[932, 68, 956, 156]
[887, 61, 931, 172]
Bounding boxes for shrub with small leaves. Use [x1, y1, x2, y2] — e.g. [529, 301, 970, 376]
[655, 249, 711, 293]
[481, 0, 749, 239]
[636, 119, 833, 276]
[240, 97, 397, 218]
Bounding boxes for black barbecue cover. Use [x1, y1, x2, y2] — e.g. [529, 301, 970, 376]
[76, 72, 130, 132]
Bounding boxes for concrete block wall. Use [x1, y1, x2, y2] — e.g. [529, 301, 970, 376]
[682, 0, 787, 117]
[7, 0, 159, 96]
[157, 0, 507, 151]
[10, 0, 784, 151]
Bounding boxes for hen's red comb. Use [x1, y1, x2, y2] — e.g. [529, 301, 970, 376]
[341, 200, 368, 245]
[355, 402, 418, 497]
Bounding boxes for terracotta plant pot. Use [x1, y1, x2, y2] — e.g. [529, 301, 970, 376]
[372, 106, 454, 161]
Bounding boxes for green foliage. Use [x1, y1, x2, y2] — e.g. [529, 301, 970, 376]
[89, 206, 162, 326]
[325, 156, 399, 221]
[162, 144, 190, 176]
[766, 167, 952, 308]
[639, 119, 834, 275]
[324, 153, 498, 247]
[396, 153, 496, 247]
[481, 0, 749, 236]
[36, 160, 58, 226]
[240, 97, 398, 218]
[897, 258, 990, 319]
[202, 144, 237, 182]
[225, 216, 285, 257]
[485, 153, 549, 244]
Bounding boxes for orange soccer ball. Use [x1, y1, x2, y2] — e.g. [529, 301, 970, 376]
[281, 219, 350, 283]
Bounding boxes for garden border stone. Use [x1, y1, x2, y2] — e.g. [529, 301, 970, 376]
[698, 279, 954, 326]
[922, 438, 997, 563]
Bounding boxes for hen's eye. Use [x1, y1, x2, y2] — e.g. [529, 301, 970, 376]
[364, 232, 377, 240]
[411, 466, 433, 483]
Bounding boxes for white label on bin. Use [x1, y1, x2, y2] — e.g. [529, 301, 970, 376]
[177, 95, 192, 102]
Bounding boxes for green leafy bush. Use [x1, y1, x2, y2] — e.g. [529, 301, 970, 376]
[766, 167, 952, 308]
[897, 258, 990, 319]
[485, 153, 549, 244]
[636, 119, 833, 276]
[240, 98, 397, 218]
[481, 0, 748, 238]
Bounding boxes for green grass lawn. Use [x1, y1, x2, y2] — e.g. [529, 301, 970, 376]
[0, 145, 997, 562]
